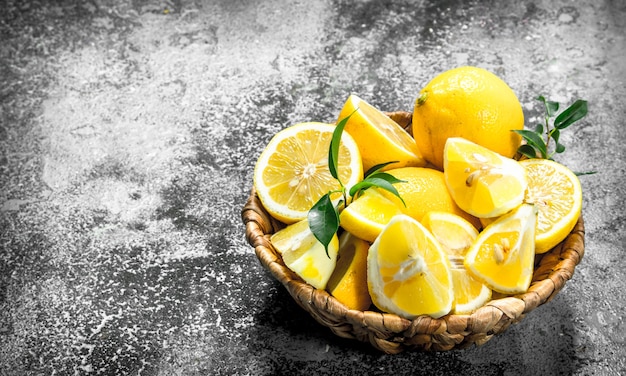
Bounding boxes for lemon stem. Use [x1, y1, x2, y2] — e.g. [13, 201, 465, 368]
[416, 92, 428, 106]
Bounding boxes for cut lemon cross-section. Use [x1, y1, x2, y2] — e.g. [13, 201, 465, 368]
[338, 94, 425, 172]
[254, 122, 363, 224]
[443, 137, 528, 218]
[464, 204, 537, 294]
[368, 214, 453, 319]
[421, 212, 491, 314]
[339, 187, 404, 242]
[270, 218, 339, 289]
[520, 159, 582, 254]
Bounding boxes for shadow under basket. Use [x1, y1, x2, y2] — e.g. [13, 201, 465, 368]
[241, 111, 585, 354]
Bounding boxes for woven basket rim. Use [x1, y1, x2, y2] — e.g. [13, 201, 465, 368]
[241, 111, 585, 353]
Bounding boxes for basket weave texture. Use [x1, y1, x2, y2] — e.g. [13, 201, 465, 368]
[241, 111, 585, 353]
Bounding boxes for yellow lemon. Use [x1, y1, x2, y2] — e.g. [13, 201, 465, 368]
[270, 219, 338, 289]
[254, 122, 363, 223]
[412, 66, 524, 170]
[464, 204, 537, 294]
[421, 211, 479, 258]
[449, 266, 492, 315]
[368, 214, 453, 319]
[477, 159, 582, 254]
[520, 159, 582, 254]
[326, 232, 372, 311]
[422, 211, 491, 315]
[338, 94, 425, 172]
[443, 137, 527, 218]
[380, 166, 481, 229]
[479, 216, 496, 229]
[339, 188, 404, 242]
[421, 212, 491, 314]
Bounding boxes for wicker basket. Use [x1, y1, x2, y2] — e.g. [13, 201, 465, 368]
[241, 111, 585, 354]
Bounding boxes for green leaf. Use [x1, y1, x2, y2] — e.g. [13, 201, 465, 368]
[364, 161, 398, 178]
[349, 173, 404, 196]
[535, 123, 544, 135]
[329, 118, 348, 182]
[307, 193, 339, 258]
[512, 129, 547, 158]
[537, 96, 559, 117]
[368, 171, 406, 185]
[554, 100, 588, 129]
[555, 143, 565, 153]
[550, 128, 560, 144]
[348, 179, 377, 197]
[518, 144, 537, 159]
[349, 176, 406, 207]
[575, 171, 597, 176]
[546, 101, 559, 117]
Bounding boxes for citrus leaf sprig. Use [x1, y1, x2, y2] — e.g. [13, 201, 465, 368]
[513, 96, 588, 160]
[308, 111, 405, 257]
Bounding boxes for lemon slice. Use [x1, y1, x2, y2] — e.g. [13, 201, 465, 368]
[326, 232, 372, 310]
[270, 219, 339, 289]
[464, 204, 537, 294]
[443, 137, 528, 218]
[254, 122, 363, 224]
[339, 188, 404, 242]
[368, 214, 453, 319]
[338, 94, 425, 172]
[520, 159, 582, 254]
[421, 212, 491, 314]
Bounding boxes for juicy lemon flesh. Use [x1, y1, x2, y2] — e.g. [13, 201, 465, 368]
[369, 215, 453, 319]
[520, 159, 582, 254]
[470, 231, 525, 288]
[465, 204, 537, 294]
[421, 211, 491, 314]
[263, 127, 354, 211]
[450, 268, 492, 314]
[326, 232, 372, 311]
[353, 97, 419, 155]
[254, 122, 363, 223]
[444, 137, 527, 218]
[270, 219, 339, 290]
[339, 94, 425, 172]
[421, 211, 479, 257]
[339, 188, 404, 242]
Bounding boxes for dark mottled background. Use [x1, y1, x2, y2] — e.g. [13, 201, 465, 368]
[1, 0, 625, 375]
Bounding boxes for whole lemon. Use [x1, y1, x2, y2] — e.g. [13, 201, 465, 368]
[412, 66, 524, 170]
[381, 167, 481, 230]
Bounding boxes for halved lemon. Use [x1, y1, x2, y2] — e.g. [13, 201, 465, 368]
[326, 231, 372, 310]
[421, 211, 491, 314]
[443, 137, 528, 218]
[368, 214, 453, 319]
[339, 188, 404, 242]
[270, 219, 339, 289]
[464, 204, 537, 294]
[254, 122, 363, 223]
[338, 94, 425, 172]
[478, 159, 582, 254]
[520, 159, 582, 254]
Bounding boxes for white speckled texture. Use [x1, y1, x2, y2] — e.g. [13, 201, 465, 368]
[1, 0, 625, 374]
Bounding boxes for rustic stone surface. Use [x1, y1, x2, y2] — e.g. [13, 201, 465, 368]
[1, 0, 625, 374]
